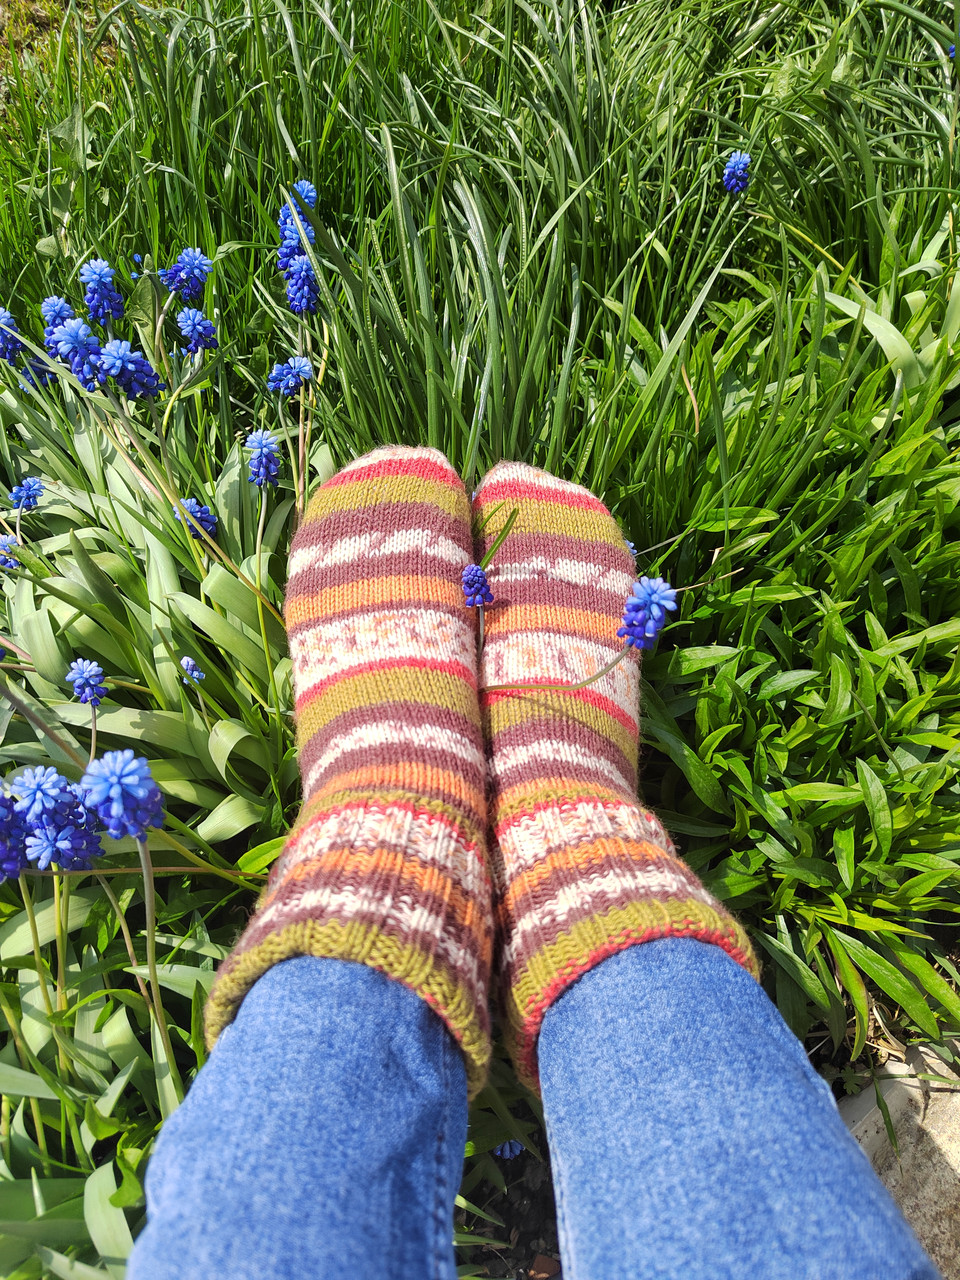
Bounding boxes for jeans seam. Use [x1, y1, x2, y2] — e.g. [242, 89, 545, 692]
[430, 1035, 450, 1280]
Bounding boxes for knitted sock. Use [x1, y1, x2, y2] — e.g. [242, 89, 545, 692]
[474, 462, 758, 1093]
[206, 446, 493, 1096]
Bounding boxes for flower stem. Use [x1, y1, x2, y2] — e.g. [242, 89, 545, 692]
[136, 836, 183, 1104]
[18, 874, 55, 1020]
[484, 646, 631, 693]
[95, 875, 153, 1009]
[88, 704, 97, 766]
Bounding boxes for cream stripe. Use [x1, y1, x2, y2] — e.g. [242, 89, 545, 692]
[500, 866, 717, 969]
[289, 528, 466, 577]
[489, 556, 633, 598]
[275, 803, 487, 893]
[490, 739, 634, 793]
[495, 800, 673, 875]
[304, 720, 484, 792]
[292, 609, 474, 685]
[253, 883, 485, 993]
[482, 631, 638, 707]
[479, 467, 592, 497]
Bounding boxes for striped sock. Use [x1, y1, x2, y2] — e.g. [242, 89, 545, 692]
[206, 446, 493, 1095]
[475, 461, 758, 1093]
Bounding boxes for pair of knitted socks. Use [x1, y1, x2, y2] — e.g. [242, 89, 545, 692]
[205, 447, 757, 1096]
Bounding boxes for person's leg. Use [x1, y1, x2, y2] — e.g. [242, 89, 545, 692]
[539, 939, 939, 1280]
[473, 461, 938, 1279]
[128, 956, 467, 1280]
[130, 446, 494, 1276]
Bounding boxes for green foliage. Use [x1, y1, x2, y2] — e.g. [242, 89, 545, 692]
[0, 0, 958, 1270]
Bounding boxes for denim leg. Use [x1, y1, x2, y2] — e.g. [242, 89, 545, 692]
[128, 956, 468, 1280]
[538, 937, 940, 1280]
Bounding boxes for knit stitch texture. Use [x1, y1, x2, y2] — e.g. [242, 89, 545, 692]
[205, 446, 494, 1095]
[474, 461, 759, 1093]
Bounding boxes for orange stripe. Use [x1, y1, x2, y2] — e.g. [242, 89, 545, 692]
[308, 763, 486, 817]
[286, 574, 462, 625]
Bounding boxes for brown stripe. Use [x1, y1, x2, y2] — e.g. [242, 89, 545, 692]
[489, 715, 636, 793]
[303, 742, 486, 801]
[295, 668, 481, 741]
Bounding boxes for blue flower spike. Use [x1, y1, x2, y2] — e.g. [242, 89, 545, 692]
[10, 477, 44, 510]
[267, 356, 313, 397]
[25, 785, 102, 872]
[177, 308, 218, 354]
[618, 576, 677, 650]
[14, 765, 71, 825]
[79, 259, 124, 325]
[51, 318, 104, 391]
[100, 340, 164, 400]
[277, 180, 318, 274]
[66, 658, 108, 707]
[180, 656, 205, 685]
[173, 497, 218, 539]
[284, 255, 319, 315]
[0, 308, 23, 364]
[723, 150, 751, 195]
[0, 535, 20, 570]
[246, 429, 281, 488]
[0, 792, 31, 882]
[41, 297, 74, 354]
[159, 248, 213, 304]
[462, 563, 493, 608]
[494, 1140, 524, 1160]
[81, 749, 164, 841]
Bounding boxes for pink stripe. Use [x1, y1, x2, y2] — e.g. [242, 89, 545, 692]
[476, 477, 607, 514]
[284, 797, 487, 868]
[296, 656, 477, 707]
[323, 456, 459, 490]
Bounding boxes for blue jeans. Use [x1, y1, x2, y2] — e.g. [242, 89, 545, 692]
[128, 939, 939, 1279]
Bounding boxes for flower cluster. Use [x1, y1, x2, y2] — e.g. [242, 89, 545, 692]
[177, 308, 218, 354]
[617, 576, 677, 650]
[5, 767, 100, 876]
[10, 476, 43, 510]
[50, 318, 106, 391]
[723, 151, 751, 195]
[277, 180, 318, 274]
[276, 180, 319, 316]
[101, 340, 164, 399]
[246, 429, 281, 488]
[159, 248, 213, 304]
[82, 749, 164, 841]
[462, 563, 493, 607]
[180, 656, 205, 684]
[0, 308, 23, 364]
[494, 1140, 524, 1160]
[80, 259, 124, 325]
[66, 658, 108, 707]
[0, 535, 20, 570]
[267, 355, 312, 397]
[174, 496, 218, 539]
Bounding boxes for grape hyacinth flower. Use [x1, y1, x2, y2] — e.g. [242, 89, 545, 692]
[0, 791, 31, 883]
[723, 151, 751, 195]
[51, 318, 104, 391]
[13, 765, 71, 825]
[25, 785, 103, 872]
[66, 658, 108, 707]
[174, 496, 217, 539]
[159, 248, 213, 304]
[100, 340, 164, 399]
[0, 535, 19, 570]
[494, 1140, 524, 1160]
[277, 179, 318, 273]
[284, 255, 319, 315]
[180, 656, 205, 685]
[951, 44, 956, 58]
[9, 477, 43, 510]
[462, 563, 493, 607]
[246, 429, 281, 488]
[177, 308, 218, 354]
[0, 308, 23, 364]
[20, 359, 55, 391]
[41, 296, 75, 354]
[81, 749, 164, 840]
[278, 179, 318, 231]
[267, 356, 312, 397]
[617, 576, 678, 650]
[80, 258, 124, 325]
